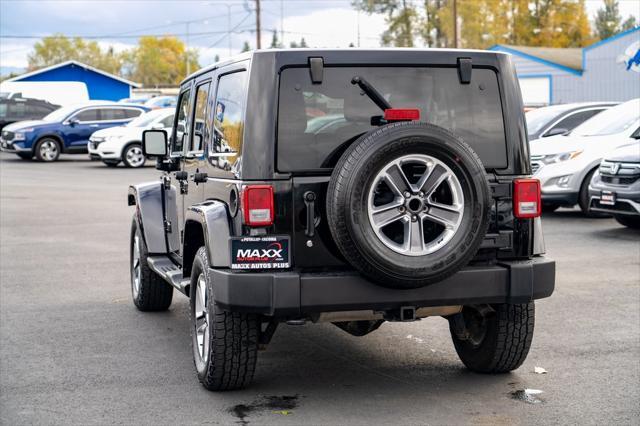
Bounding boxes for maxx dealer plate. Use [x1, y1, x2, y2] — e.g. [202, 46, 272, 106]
[230, 236, 291, 270]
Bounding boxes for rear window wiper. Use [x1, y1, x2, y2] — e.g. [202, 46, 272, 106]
[351, 76, 391, 111]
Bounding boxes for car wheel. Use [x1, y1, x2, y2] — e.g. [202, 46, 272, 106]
[614, 214, 640, 229]
[327, 122, 491, 289]
[16, 152, 32, 160]
[190, 247, 259, 391]
[35, 138, 60, 162]
[130, 218, 173, 311]
[122, 144, 146, 168]
[449, 303, 535, 373]
[103, 160, 120, 168]
[579, 168, 608, 217]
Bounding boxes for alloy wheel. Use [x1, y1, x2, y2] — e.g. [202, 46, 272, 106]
[367, 154, 464, 256]
[194, 273, 210, 363]
[39, 140, 58, 161]
[125, 145, 145, 167]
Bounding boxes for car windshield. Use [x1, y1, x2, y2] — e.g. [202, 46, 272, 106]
[42, 105, 78, 122]
[525, 105, 573, 135]
[126, 109, 169, 127]
[571, 100, 640, 136]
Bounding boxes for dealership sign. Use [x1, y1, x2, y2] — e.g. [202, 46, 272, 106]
[618, 41, 640, 73]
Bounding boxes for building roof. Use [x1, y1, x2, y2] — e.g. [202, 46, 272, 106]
[493, 45, 583, 71]
[6, 60, 141, 88]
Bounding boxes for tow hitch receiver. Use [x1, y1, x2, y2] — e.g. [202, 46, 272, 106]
[386, 306, 417, 322]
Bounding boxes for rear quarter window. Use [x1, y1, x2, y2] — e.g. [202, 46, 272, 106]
[277, 66, 507, 171]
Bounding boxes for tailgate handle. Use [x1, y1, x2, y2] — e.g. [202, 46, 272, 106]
[303, 191, 316, 237]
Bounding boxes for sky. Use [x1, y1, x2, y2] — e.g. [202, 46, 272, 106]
[1, 0, 639, 75]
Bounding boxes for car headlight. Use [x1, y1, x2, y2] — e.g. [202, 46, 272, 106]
[107, 135, 124, 142]
[541, 150, 583, 165]
[13, 133, 26, 141]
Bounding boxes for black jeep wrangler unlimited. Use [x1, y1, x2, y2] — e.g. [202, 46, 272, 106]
[129, 49, 555, 391]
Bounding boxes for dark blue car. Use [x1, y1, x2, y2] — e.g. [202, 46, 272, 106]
[0, 101, 149, 161]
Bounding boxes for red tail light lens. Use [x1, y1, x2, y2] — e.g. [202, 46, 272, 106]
[384, 108, 420, 121]
[513, 178, 541, 218]
[242, 185, 274, 226]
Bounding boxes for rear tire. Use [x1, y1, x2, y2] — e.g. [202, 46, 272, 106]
[130, 218, 173, 311]
[450, 303, 535, 373]
[190, 247, 259, 391]
[614, 214, 640, 229]
[35, 138, 60, 162]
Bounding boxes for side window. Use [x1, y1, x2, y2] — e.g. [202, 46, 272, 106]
[172, 89, 191, 155]
[123, 109, 142, 119]
[547, 109, 603, 135]
[100, 108, 126, 121]
[74, 109, 99, 122]
[190, 82, 211, 153]
[160, 114, 174, 128]
[9, 102, 26, 117]
[212, 71, 247, 154]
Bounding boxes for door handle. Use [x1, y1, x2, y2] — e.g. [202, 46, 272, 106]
[304, 191, 316, 237]
[193, 172, 208, 184]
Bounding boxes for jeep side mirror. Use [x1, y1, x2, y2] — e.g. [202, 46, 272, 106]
[142, 129, 168, 157]
[545, 127, 568, 137]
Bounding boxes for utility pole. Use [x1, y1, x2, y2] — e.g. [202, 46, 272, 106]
[255, 0, 261, 49]
[186, 21, 191, 75]
[452, 0, 458, 48]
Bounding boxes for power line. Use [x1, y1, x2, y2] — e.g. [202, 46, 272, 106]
[1, 30, 236, 39]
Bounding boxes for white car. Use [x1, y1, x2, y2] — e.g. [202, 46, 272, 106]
[530, 98, 640, 214]
[88, 108, 174, 168]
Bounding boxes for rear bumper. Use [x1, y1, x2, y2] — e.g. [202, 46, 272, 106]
[210, 257, 555, 317]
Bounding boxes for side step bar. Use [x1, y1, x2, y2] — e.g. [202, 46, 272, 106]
[147, 256, 190, 296]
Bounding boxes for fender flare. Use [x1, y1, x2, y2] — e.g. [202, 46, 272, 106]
[127, 182, 167, 254]
[183, 201, 234, 276]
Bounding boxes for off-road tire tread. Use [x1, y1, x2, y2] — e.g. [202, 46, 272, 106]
[327, 121, 490, 288]
[192, 247, 258, 391]
[131, 218, 173, 311]
[452, 303, 535, 373]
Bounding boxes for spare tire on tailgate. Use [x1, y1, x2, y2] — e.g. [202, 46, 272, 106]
[327, 121, 491, 289]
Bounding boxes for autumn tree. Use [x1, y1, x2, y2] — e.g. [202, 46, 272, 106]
[124, 36, 199, 86]
[27, 34, 123, 74]
[529, 0, 592, 47]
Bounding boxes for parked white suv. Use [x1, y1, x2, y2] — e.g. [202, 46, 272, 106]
[88, 108, 174, 168]
[530, 99, 640, 214]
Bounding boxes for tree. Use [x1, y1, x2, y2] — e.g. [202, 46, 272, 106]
[124, 36, 199, 86]
[355, 0, 418, 47]
[27, 34, 123, 74]
[594, 0, 622, 40]
[269, 30, 282, 48]
[299, 37, 308, 48]
[241, 41, 251, 52]
[529, 0, 592, 47]
[214, 54, 220, 63]
[622, 16, 638, 31]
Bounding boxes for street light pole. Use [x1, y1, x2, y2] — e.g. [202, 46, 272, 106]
[255, 0, 261, 49]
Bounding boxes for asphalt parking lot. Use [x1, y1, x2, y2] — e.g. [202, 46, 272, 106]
[1, 152, 639, 425]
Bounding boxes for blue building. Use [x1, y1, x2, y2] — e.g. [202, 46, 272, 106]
[6, 60, 140, 101]
[489, 26, 640, 106]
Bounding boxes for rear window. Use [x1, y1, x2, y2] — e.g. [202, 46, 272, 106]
[277, 67, 507, 171]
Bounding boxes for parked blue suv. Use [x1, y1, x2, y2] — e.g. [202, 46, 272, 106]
[0, 101, 149, 161]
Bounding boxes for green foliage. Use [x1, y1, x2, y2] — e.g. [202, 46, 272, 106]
[270, 31, 283, 48]
[241, 41, 251, 52]
[594, 0, 622, 40]
[355, 0, 418, 47]
[27, 34, 123, 74]
[27, 34, 199, 86]
[622, 16, 637, 31]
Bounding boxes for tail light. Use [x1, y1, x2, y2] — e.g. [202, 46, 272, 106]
[242, 185, 274, 226]
[513, 178, 541, 218]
